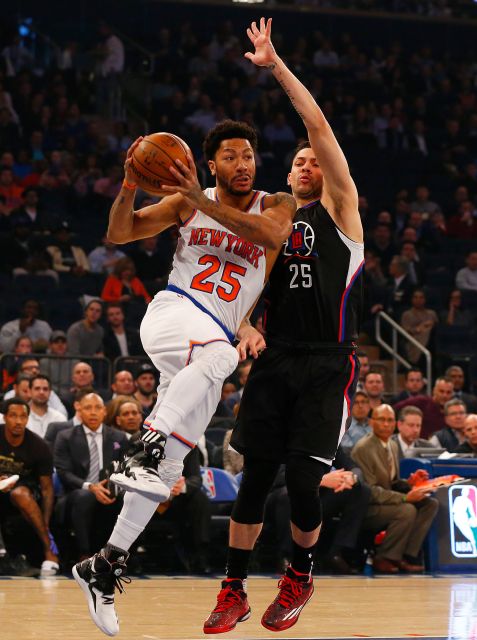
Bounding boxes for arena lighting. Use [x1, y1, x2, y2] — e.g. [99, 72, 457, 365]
[233, 0, 265, 4]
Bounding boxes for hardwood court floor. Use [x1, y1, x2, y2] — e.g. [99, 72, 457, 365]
[1, 575, 476, 640]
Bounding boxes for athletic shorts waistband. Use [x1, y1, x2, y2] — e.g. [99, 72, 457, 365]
[165, 284, 234, 343]
[267, 336, 357, 354]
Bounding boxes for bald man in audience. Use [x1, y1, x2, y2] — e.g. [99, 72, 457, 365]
[351, 404, 438, 574]
[454, 415, 477, 456]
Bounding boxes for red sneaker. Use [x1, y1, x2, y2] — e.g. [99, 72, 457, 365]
[203, 579, 251, 634]
[261, 568, 314, 632]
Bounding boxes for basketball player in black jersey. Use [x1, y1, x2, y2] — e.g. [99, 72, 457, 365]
[204, 18, 364, 634]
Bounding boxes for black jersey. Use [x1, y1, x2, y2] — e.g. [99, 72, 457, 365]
[264, 200, 364, 345]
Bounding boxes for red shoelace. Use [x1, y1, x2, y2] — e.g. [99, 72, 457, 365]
[276, 575, 305, 608]
[213, 587, 244, 613]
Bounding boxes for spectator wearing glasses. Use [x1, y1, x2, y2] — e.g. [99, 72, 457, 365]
[429, 399, 467, 451]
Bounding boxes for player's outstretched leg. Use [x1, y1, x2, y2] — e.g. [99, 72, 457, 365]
[203, 579, 251, 634]
[260, 567, 314, 632]
[72, 544, 130, 637]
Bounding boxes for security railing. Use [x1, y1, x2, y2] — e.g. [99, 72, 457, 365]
[375, 311, 432, 396]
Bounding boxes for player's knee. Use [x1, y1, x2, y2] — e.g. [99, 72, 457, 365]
[286, 456, 329, 532]
[194, 341, 239, 383]
[232, 457, 279, 524]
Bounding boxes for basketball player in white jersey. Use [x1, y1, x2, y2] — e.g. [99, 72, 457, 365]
[72, 119, 295, 636]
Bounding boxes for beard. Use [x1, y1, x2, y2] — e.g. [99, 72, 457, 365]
[216, 172, 255, 197]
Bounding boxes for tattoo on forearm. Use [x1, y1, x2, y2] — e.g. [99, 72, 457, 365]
[268, 63, 276, 71]
[274, 69, 306, 120]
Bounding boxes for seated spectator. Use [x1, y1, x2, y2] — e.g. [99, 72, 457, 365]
[101, 257, 151, 304]
[215, 379, 238, 418]
[88, 235, 125, 275]
[47, 221, 91, 276]
[391, 368, 426, 404]
[110, 370, 136, 399]
[0, 166, 23, 213]
[1, 335, 33, 391]
[454, 414, 477, 456]
[59, 361, 99, 416]
[363, 249, 387, 288]
[0, 299, 52, 353]
[66, 299, 104, 356]
[455, 251, 477, 292]
[410, 185, 441, 215]
[26, 375, 65, 439]
[45, 387, 95, 450]
[225, 360, 252, 413]
[429, 399, 467, 451]
[54, 393, 128, 560]
[0, 398, 59, 575]
[395, 376, 454, 438]
[40, 331, 71, 394]
[133, 363, 158, 420]
[446, 365, 477, 413]
[111, 397, 143, 437]
[440, 290, 473, 328]
[9, 374, 31, 404]
[400, 289, 438, 365]
[340, 391, 371, 453]
[93, 165, 122, 202]
[447, 201, 477, 239]
[351, 404, 438, 574]
[392, 406, 435, 459]
[356, 350, 370, 392]
[363, 371, 384, 410]
[263, 112, 296, 147]
[386, 255, 414, 318]
[103, 302, 143, 361]
[9, 187, 50, 232]
[366, 224, 396, 274]
[400, 241, 424, 286]
[4, 358, 67, 417]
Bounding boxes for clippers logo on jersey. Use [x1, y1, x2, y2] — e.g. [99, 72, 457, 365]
[188, 228, 264, 269]
[449, 484, 477, 558]
[283, 221, 317, 259]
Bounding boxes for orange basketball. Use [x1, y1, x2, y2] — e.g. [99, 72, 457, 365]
[130, 132, 191, 196]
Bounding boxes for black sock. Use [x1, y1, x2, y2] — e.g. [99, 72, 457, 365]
[225, 547, 252, 581]
[291, 540, 316, 575]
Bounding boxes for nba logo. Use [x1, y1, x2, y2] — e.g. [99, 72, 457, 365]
[201, 468, 216, 499]
[449, 485, 477, 558]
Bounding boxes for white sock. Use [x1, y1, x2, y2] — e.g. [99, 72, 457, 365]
[108, 492, 160, 551]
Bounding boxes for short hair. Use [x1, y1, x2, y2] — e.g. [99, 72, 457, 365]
[29, 374, 51, 389]
[434, 376, 453, 388]
[113, 257, 135, 279]
[3, 397, 30, 416]
[398, 405, 423, 421]
[444, 398, 467, 415]
[445, 365, 463, 377]
[364, 370, 383, 381]
[354, 390, 370, 401]
[106, 302, 124, 313]
[391, 255, 409, 273]
[405, 368, 423, 380]
[202, 119, 258, 162]
[292, 140, 312, 160]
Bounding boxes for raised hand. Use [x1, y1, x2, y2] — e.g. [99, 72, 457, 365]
[244, 17, 276, 68]
[124, 137, 143, 185]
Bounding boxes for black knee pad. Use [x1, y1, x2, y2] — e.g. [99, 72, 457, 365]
[285, 455, 329, 532]
[232, 457, 280, 524]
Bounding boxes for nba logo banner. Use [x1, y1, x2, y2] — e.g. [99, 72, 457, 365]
[201, 468, 216, 499]
[449, 485, 477, 558]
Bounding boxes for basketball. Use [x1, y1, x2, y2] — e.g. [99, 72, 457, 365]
[130, 132, 192, 196]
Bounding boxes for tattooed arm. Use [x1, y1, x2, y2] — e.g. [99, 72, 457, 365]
[245, 18, 362, 242]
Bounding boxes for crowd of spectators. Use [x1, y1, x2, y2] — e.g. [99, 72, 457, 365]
[1, 10, 477, 577]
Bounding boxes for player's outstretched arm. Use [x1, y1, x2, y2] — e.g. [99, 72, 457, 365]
[246, 18, 362, 242]
[107, 137, 184, 243]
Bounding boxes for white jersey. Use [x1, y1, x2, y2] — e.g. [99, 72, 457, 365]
[167, 187, 268, 339]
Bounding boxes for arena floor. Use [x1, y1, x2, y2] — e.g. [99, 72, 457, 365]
[1, 574, 476, 640]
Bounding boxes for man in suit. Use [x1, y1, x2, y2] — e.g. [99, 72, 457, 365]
[54, 392, 128, 559]
[103, 302, 143, 361]
[392, 406, 435, 460]
[351, 404, 438, 574]
[44, 387, 95, 450]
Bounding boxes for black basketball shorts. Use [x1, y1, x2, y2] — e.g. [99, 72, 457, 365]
[230, 344, 360, 462]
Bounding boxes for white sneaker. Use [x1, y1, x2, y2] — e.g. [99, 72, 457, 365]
[73, 545, 130, 637]
[111, 449, 183, 501]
